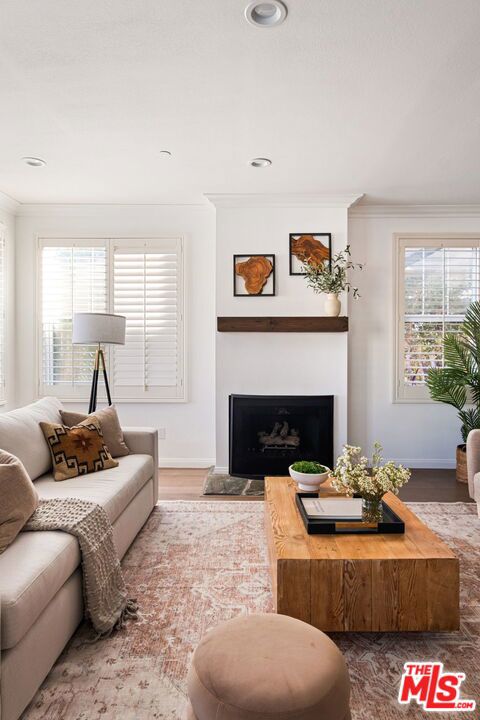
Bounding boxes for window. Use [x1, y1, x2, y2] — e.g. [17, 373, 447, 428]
[395, 235, 480, 401]
[38, 237, 185, 401]
[112, 239, 184, 400]
[0, 233, 5, 403]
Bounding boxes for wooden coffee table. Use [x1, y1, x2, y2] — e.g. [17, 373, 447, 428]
[264, 476, 460, 632]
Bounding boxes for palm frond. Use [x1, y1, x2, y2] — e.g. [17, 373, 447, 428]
[426, 368, 467, 410]
[460, 301, 480, 366]
[458, 407, 480, 441]
[443, 333, 476, 377]
[426, 300, 480, 440]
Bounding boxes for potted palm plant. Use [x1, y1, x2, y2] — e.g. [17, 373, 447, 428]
[426, 301, 480, 483]
[302, 245, 363, 316]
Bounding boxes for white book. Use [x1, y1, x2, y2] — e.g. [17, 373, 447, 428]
[301, 497, 363, 520]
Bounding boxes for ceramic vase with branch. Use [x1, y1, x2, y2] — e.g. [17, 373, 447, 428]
[302, 245, 363, 316]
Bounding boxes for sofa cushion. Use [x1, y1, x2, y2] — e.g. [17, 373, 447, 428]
[0, 397, 63, 481]
[0, 454, 153, 649]
[0, 530, 80, 649]
[40, 418, 119, 481]
[474, 471, 480, 504]
[0, 451, 39, 554]
[34, 454, 153, 523]
[61, 405, 130, 458]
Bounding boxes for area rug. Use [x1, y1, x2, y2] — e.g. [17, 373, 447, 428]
[22, 502, 479, 720]
[202, 467, 264, 495]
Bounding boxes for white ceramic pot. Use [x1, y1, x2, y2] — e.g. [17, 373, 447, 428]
[324, 293, 341, 317]
[289, 465, 330, 492]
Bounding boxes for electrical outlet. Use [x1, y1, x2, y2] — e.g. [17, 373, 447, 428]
[157, 428, 166, 440]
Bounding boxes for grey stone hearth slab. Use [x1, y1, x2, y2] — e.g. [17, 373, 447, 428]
[203, 468, 264, 496]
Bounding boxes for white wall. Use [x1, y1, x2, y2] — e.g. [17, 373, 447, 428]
[214, 200, 350, 472]
[14, 204, 216, 466]
[11, 199, 477, 470]
[0, 202, 16, 410]
[348, 209, 480, 468]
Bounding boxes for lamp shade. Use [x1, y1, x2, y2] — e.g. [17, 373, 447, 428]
[72, 313, 126, 345]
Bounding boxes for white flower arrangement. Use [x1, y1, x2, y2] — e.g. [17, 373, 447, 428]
[331, 442, 411, 500]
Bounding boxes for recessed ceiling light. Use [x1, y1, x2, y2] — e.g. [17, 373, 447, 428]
[159, 150, 172, 158]
[249, 157, 272, 168]
[245, 1, 287, 27]
[22, 156, 46, 167]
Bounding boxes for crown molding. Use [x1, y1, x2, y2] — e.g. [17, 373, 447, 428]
[349, 204, 480, 218]
[15, 201, 208, 217]
[205, 193, 364, 209]
[0, 190, 20, 214]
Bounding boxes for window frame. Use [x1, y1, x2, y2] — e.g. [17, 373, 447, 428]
[36, 236, 187, 403]
[394, 233, 480, 403]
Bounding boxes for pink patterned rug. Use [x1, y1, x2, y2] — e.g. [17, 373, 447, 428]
[22, 501, 479, 720]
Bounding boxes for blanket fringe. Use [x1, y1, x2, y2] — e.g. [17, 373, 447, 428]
[90, 598, 139, 642]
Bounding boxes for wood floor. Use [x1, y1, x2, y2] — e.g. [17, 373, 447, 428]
[158, 467, 474, 502]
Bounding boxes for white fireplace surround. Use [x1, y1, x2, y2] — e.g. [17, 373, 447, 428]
[209, 194, 359, 474]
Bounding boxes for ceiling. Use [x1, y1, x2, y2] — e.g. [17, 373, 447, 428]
[1, 0, 480, 205]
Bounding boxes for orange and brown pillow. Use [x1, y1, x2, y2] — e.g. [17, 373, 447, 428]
[40, 417, 119, 481]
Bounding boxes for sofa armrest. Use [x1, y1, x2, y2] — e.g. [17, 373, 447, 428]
[466, 430, 480, 499]
[122, 427, 158, 506]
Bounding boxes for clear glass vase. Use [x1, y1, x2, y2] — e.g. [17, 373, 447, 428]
[362, 496, 384, 523]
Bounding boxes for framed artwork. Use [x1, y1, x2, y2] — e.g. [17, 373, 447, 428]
[289, 233, 332, 275]
[233, 254, 275, 296]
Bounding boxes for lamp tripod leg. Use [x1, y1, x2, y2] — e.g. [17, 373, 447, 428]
[88, 348, 100, 414]
[99, 349, 112, 406]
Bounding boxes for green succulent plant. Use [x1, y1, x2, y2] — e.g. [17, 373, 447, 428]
[427, 300, 480, 442]
[291, 461, 328, 474]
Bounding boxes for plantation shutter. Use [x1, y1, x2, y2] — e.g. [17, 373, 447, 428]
[39, 240, 108, 398]
[397, 238, 480, 400]
[0, 234, 5, 402]
[111, 238, 184, 400]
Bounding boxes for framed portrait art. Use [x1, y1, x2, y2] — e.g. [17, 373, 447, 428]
[289, 233, 332, 275]
[233, 254, 275, 296]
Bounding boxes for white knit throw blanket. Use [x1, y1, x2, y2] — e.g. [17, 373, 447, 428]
[24, 498, 138, 638]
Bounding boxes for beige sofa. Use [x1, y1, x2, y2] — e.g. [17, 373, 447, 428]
[0, 398, 158, 720]
[466, 430, 480, 514]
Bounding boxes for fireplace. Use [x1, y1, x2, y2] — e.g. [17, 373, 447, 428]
[229, 394, 334, 478]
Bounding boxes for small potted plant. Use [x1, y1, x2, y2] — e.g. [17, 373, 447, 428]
[302, 244, 363, 316]
[289, 460, 330, 492]
[331, 443, 410, 521]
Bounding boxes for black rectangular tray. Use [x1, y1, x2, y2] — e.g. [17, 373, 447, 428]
[295, 492, 405, 535]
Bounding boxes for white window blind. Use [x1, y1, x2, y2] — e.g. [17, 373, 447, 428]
[112, 238, 184, 400]
[39, 240, 108, 398]
[0, 234, 6, 403]
[396, 236, 480, 401]
[38, 237, 185, 402]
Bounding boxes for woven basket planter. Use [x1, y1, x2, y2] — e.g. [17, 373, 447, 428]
[456, 444, 468, 484]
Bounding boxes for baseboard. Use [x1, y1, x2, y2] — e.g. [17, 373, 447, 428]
[160, 458, 215, 469]
[164, 459, 456, 472]
[214, 461, 455, 473]
[390, 458, 456, 469]
[213, 466, 229, 474]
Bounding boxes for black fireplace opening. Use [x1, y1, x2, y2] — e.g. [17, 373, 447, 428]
[229, 394, 334, 479]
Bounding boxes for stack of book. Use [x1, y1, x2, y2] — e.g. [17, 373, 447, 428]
[300, 497, 363, 520]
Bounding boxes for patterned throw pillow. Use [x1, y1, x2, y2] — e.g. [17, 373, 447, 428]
[40, 418, 119, 481]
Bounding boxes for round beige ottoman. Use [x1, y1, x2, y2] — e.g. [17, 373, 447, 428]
[184, 613, 351, 720]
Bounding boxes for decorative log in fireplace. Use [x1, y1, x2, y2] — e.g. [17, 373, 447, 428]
[229, 394, 334, 478]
